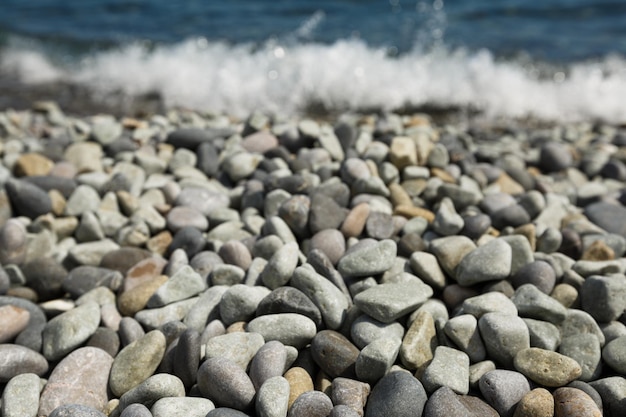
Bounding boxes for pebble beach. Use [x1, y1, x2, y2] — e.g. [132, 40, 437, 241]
[0, 101, 625, 417]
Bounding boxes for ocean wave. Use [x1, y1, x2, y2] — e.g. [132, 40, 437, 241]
[2, 36, 626, 123]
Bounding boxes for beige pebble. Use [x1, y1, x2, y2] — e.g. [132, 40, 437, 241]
[0, 305, 31, 343]
[513, 388, 555, 417]
[285, 367, 314, 409]
[13, 153, 54, 177]
[514, 348, 582, 387]
[341, 203, 370, 238]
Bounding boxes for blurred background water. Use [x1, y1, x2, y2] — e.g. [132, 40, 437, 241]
[1, 0, 625, 122]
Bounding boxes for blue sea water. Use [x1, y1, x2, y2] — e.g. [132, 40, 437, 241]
[1, 0, 626, 122]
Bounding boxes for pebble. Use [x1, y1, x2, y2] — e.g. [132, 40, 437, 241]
[0, 305, 30, 343]
[290, 265, 349, 330]
[580, 274, 626, 323]
[422, 346, 470, 394]
[198, 356, 256, 412]
[0, 296, 47, 351]
[204, 332, 265, 370]
[166, 206, 209, 232]
[444, 314, 486, 362]
[584, 201, 626, 238]
[479, 370, 531, 417]
[456, 238, 512, 286]
[284, 367, 314, 409]
[461, 291, 518, 318]
[4, 178, 52, 219]
[42, 301, 101, 361]
[514, 347, 582, 387]
[602, 334, 626, 374]
[1, 372, 42, 417]
[261, 241, 300, 289]
[553, 387, 602, 417]
[256, 286, 322, 326]
[256, 376, 290, 417]
[400, 310, 437, 372]
[288, 391, 334, 417]
[337, 239, 397, 278]
[0, 219, 27, 265]
[429, 235, 476, 277]
[109, 330, 167, 397]
[350, 314, 404, 349]
[364, 371, 427, 417]
[524, 318, 561, 351]
[478, 312, 530, 368]
[511, 260, 557, 294]
[512, 283, 568, 324]
[247, 313, 316, 350]
[39, 347, 113, 416]
[311, 330, 360, 378]
[151, 397, 215, 417]
[353, 280, 433, 323]
[48, 404, 107, 417]
[409, 251, 447, 290]
[118, 373, 186, 411]
[512, 388, 554, 417]
[559, 334, 603, 381]
[355, 336, 401, 383]
[147, 265, 207, 308]
[0, 344, 48, 382]
[173, 328, 201, 389]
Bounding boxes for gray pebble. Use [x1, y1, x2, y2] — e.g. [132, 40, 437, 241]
[479, 370, 530, 417]
[337, 239, 397, 278]
[288, 391, 333, 417]
[523, 318, 561, 351]
[183, 285, 228, 332]
[364, 371, 427, 417]
[444, 314, 486, 363]
[218, 240, 252, 271]
[261, 241, 299, 289]
[581, 274, 626, 323]
[422, 346, 470, 395]
[204, 332, 265, 370]
[432, 197, 464, 236]
[4, 178, 52, 219]
[42, 301, 101, 361]
[329, 405, 361, 417]
[166, 226, 206, 258]
[350, 314, 404, 349]
[219, 284, 271, 326]
[560, 334, 603, 381]
[151, 397, 215, 417]
[1, 373, 41, 417]
[353, 280, 433, 323]
[198, 356, 256, 412]
[210, 264, 246, 286]
[173, 328, 201, 389]
[167, 206, 208, 232]
[602, 335, 626, 374]
[256, 286, 322, 327]
[461, 291, 517, 318]
[478, 312, 530, 368]
[511, 283, 568, 324]
[409, 251, 447, 290]
[0, 296, 47, 351]
[560, 309, 606, 346]
[249, 341, 288, 390]
[291, 265, 349, 330]
[456, 238, 512, 286]
[424, 386, 498, 417]
[63, 265, 122, 298]
[589, 376, 626, 417]
[119, 403, 152, 417]
[256, 376, 289, 417]
[311, 330, 360, 379]
[48, 404, 106, 417]
[510, 260, 556, 294]
[355, 337, 401, 383]
[118, 373, 185, 411]
[247, 313, 316, 350]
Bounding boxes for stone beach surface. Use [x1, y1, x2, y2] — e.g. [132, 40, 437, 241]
[0, 102, 625, 417]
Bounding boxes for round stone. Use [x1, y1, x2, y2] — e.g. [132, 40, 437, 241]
[514, 347, 582, 387]
[0, 344, 48, 382]
[364, 371, 427, 417]
[311, 330, 360, 379]
[553, 387, 602, 417]
[479, 370, 531, 417]
[512, 388, 554, 417]
[42, 301, 101, 361]
[197, 357, 256, 412]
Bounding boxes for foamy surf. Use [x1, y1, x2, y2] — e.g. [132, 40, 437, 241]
[2, 36, 626, 123]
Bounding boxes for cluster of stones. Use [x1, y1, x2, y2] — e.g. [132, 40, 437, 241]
[0, 102, 625, 417]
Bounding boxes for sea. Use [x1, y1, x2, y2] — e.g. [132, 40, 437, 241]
[1, 0, 626, 123]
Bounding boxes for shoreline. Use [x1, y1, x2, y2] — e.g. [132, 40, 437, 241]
[0, 101, 625, 416]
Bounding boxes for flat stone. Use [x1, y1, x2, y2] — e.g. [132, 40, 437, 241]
[134, 297, 198, 329]
[151, 397, 215, 417]
[478, 312, 530, 368]
[42, 301, 101, 361]
[584, 201, 626, 238]
[364, 371, 427, 417]
[167, 206, 208, 233]
[39, 347, 113, 416]
[0, 344, 48, 382]
[337, 239, 397, 278]
[256, 376, 289, 417]
[109, 330, 166, 397]
[311, 330, 360, 379]
[197, 357, 256, 412]
[353, 280, 433, 323]
[290, 265, 349, 330]
[118, 373, 185, 411]
[1, 372, 41, 417]
[512, 388, 554, 417]
[247, 314, 316, 350]
[204, 332, 265, 370]
[479, 370, 531, 417]
[422, 346, 470, 394]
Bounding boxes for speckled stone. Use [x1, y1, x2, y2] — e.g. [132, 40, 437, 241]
[311, 330, 360, 379]
[204, 331, 265, 370]
[514, 347, 582, 387]
[553, 387, 602, 417]
[512, 388, 554, 417]
[479, 312, 530, 368]
[198, 356, 256, 412]
[256, 376, 289, 417]
[1, 373, 41, 417]
[39, 347, 113, 416]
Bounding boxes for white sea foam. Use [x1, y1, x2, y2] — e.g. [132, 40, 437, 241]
[2, 36, 626, 123]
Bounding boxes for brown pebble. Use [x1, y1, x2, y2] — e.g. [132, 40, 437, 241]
[341, 203, 370, 238]
[389, 137, 418, 170]
[393, 204, 435, 223]
[6, 286, 38, 302]
[551, 284, 580, 309]
[400, 310, 437, 375]
[316, 371, 333, 397]
[0, 305, 31, 343]
[117, 274, 168, 316]
[513, 388, 555, 417]
[122, 257, 168, 293]
[553, 387, 602, 417]
[388, 183, 414, 207]
[13, 153, 54, 177]
[581, 240, 615, 261]
[226, 321, 247, 333]
[331, 377, 370, 417]
[513, 224, 537, 251]
[285, 367, 314, 409]
[495, 172, 526, 195]
[48, 190, 66, 217]
[146, 230, 173, 255]
[430, 167, 456, 183]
